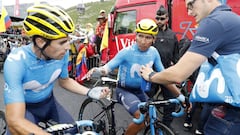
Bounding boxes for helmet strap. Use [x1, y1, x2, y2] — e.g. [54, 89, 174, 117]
[40, 40, 52, 60]
[33, 36, 52, 60]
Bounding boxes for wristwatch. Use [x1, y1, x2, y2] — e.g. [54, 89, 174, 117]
[148, 71, 156, 81]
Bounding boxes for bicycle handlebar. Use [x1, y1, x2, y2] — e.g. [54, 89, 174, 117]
[101, 76, 117, 83]
[133, 99, 185, 124]
[91, 70, 117, 87]
[45, 119, 103, 135]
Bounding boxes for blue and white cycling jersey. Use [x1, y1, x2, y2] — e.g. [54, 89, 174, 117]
[104, 44, 164, 91]
[4, 44, 69, 104]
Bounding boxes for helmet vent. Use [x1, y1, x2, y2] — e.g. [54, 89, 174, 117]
[63, 20, 71, 30]
[33, 13, 67, 34]
[26, 18, 58, 35]
[139, 25, 154, 31]
[23, 22, 31, 31]
[50, 11, 72, 32]
[153, 27, 158, 33]
[31, 12, 48, 20]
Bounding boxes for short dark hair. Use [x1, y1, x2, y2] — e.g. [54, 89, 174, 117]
[156, 5, 168, 16]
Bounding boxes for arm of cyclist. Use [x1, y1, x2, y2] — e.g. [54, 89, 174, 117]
[140, 52, 206, 85]
[58, 77, 110, 99]
[164, 84, 183, 99]
[6, 103, 51, 135]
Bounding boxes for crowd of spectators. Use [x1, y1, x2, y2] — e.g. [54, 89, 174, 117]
[0, 32, 31, 63]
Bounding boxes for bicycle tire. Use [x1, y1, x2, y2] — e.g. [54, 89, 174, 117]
[144, 122, 175, 135]
[78, 98, 112, 135]
[0, 110, 6, 135]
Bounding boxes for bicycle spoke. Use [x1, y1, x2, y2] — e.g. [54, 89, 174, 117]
[0, 111, 6, 135]
[78, 98, 112, 135]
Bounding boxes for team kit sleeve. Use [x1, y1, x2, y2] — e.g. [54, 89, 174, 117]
[188, 18, 224, 57]
[105, 48, 126, 71]
[153, 48, 165, 72]
[59, 51, 70, 79]
[3, 49, 26, 104]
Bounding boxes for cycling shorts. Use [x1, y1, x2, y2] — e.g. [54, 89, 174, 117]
[6, 93, 74, 135]
[116, 87, 148, 115]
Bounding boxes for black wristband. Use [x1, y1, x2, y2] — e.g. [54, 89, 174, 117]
[148, 71, 156, 81]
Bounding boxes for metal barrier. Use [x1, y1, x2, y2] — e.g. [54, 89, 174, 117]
[87, 55, 100, 69]
[68, 54, 100, 79]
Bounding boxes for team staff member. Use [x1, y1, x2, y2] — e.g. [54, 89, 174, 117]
[140, 0, 240, 134]
[4, 4, 109, 135]
[87, 19, 185, 135]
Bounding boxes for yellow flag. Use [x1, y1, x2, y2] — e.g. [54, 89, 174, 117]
[0, 6, 12, 32]
[100, 21, 109, 52]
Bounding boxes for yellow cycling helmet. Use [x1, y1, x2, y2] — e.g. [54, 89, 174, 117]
[135, 19, 158, 36]
[23, 4, 75, 40]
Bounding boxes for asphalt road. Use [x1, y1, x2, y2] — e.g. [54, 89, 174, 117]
[0, 72, 200, 134]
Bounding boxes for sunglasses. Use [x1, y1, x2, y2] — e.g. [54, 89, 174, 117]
[155, 17, 167, 21]
[187, 0, 197, 10]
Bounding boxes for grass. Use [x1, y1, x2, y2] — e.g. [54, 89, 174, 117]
[66, 0, 115, 28]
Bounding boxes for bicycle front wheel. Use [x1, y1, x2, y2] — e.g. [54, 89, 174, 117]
[144, 122, 175, 135]
[78, 98, 112, 135]
[0, 110, 6, 135]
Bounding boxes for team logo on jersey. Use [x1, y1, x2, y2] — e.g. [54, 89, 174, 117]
[7, 50, 26, 62]
[194, 35, 209, 43]
[4, 83, 10, 93]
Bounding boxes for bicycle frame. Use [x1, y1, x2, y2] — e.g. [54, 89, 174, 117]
[79, 75, 122, 135]
[98, 76, 118, 135]
[133, 99, 185, 135]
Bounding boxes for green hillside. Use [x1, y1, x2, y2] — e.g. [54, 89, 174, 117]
[66, 0, 115, 28]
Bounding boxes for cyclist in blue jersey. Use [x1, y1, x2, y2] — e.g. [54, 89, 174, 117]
[86, 18, 185, 135]
[140, 0, 240, 134]
[3, 4, 109, 135]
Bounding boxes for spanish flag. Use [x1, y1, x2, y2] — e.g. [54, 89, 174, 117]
[75, 47, 88, 84]
[100, 21, 109, 64]
[0, 6, 12, 32]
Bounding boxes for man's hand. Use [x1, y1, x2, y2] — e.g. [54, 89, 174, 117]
[176, 94, 192, 112]
[87, 87, 110, 100]
[140, 65, 154, 81]
[86, 67, 103, 80]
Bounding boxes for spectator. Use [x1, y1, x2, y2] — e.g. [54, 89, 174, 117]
[85, 23, 95, 44]
[94, 15, 107, 55]
[99, 9, 107, 19]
